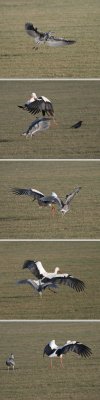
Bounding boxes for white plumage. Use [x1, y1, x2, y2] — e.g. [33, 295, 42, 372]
[6, 354, 15, 370]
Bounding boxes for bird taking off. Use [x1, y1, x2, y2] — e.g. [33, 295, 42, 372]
[25, 23, 76, 48]
[6, 354, 15, 371]
[18, 93, 54, 117]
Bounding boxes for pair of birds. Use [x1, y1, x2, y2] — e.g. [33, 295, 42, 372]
[12, 186, 81, 215]
[6, 340, 92, 370]
[17, 259, 85, 296]
[18, 91, 83, 137]
[25, 22, 76, 49]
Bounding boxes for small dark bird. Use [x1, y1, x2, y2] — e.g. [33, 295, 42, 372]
[71, 120, 83, 129]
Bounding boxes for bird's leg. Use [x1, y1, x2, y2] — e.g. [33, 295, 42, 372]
[51, 204, 56, 216]
[50, 358, 52, 368]
[60, 356, 63, 368]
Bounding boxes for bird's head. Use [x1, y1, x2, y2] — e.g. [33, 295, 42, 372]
[54, 267, 60, 274]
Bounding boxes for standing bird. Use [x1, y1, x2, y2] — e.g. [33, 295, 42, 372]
[22, 260, 85, 292]
[18, 92, 54, 117]
[25, 23, 76, 48]
[43, 339, 92, 367]
[6, 354, 15, 371]
[60, 186, 81, 215]
[71, 121, 83, 129]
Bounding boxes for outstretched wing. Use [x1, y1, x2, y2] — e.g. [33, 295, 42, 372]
[47, 36, 76, 47]
[42, 274, 85, 292]
[65, 187, 81, 205]
[17, 278, 38, 290]
[56, 341, 92, 358]
[12, 187, 44, 199]
[23, 259, 47, 279]
[25, 23, 41, 38]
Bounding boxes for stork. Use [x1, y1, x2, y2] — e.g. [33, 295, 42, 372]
[21, 116, 52, 137]
[18, 92, 54, 117]
[25, 23, 76, 49]
[17, 278, 57, 297]
[22, 260, 85, 292]
[43, 339, 92, 368]
[60, 186, 81, 215]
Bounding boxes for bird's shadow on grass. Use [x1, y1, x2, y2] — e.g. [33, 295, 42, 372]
[0, 139, 14, 143]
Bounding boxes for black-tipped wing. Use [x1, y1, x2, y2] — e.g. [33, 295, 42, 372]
[42, 274, 85, 292]
[23, 259, 45, 279]
[43, 344, 55, 357]
[56, 342, 92, 358]
[17, 278, 38, 290]
[12, 187, 44, 199]
[25, 23, 42, 38]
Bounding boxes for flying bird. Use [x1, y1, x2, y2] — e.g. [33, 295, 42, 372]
[25, 23, 76, 48]
[18, 92, 54, 117]
[17, 278, 57, 297]
[21, 116, 52, 137]
[12, 187, 62, 213]
[22, 260, 85, 292]
[6, 354, 15, 371]
[60, 186, 81, 215]
[71, 121, 83, 129]
[43, 339, 92, 367]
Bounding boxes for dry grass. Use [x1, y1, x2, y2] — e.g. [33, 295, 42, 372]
[0, 322, 100, 400]
[0, 0, 100, 77]
[0, 80, 100, 158]
[0, 241, 100, 319]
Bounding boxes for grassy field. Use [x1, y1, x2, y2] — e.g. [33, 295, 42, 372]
[0, 161, 100, 238]
[0, 241, 100, 319]
[0, 322, 100, 400]
[0, 80, 100, 158]
[0, 0, 100, 77]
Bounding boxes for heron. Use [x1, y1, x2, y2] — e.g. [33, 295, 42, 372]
[6, 354, 15, 371]
[21, 116, 52, 137]
[17, 278, 58, 297]
[25, 23, 76, 49]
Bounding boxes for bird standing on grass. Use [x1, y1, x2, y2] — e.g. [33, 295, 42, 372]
[6, 354, 15, 371]
[43, 339, 92, 368]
